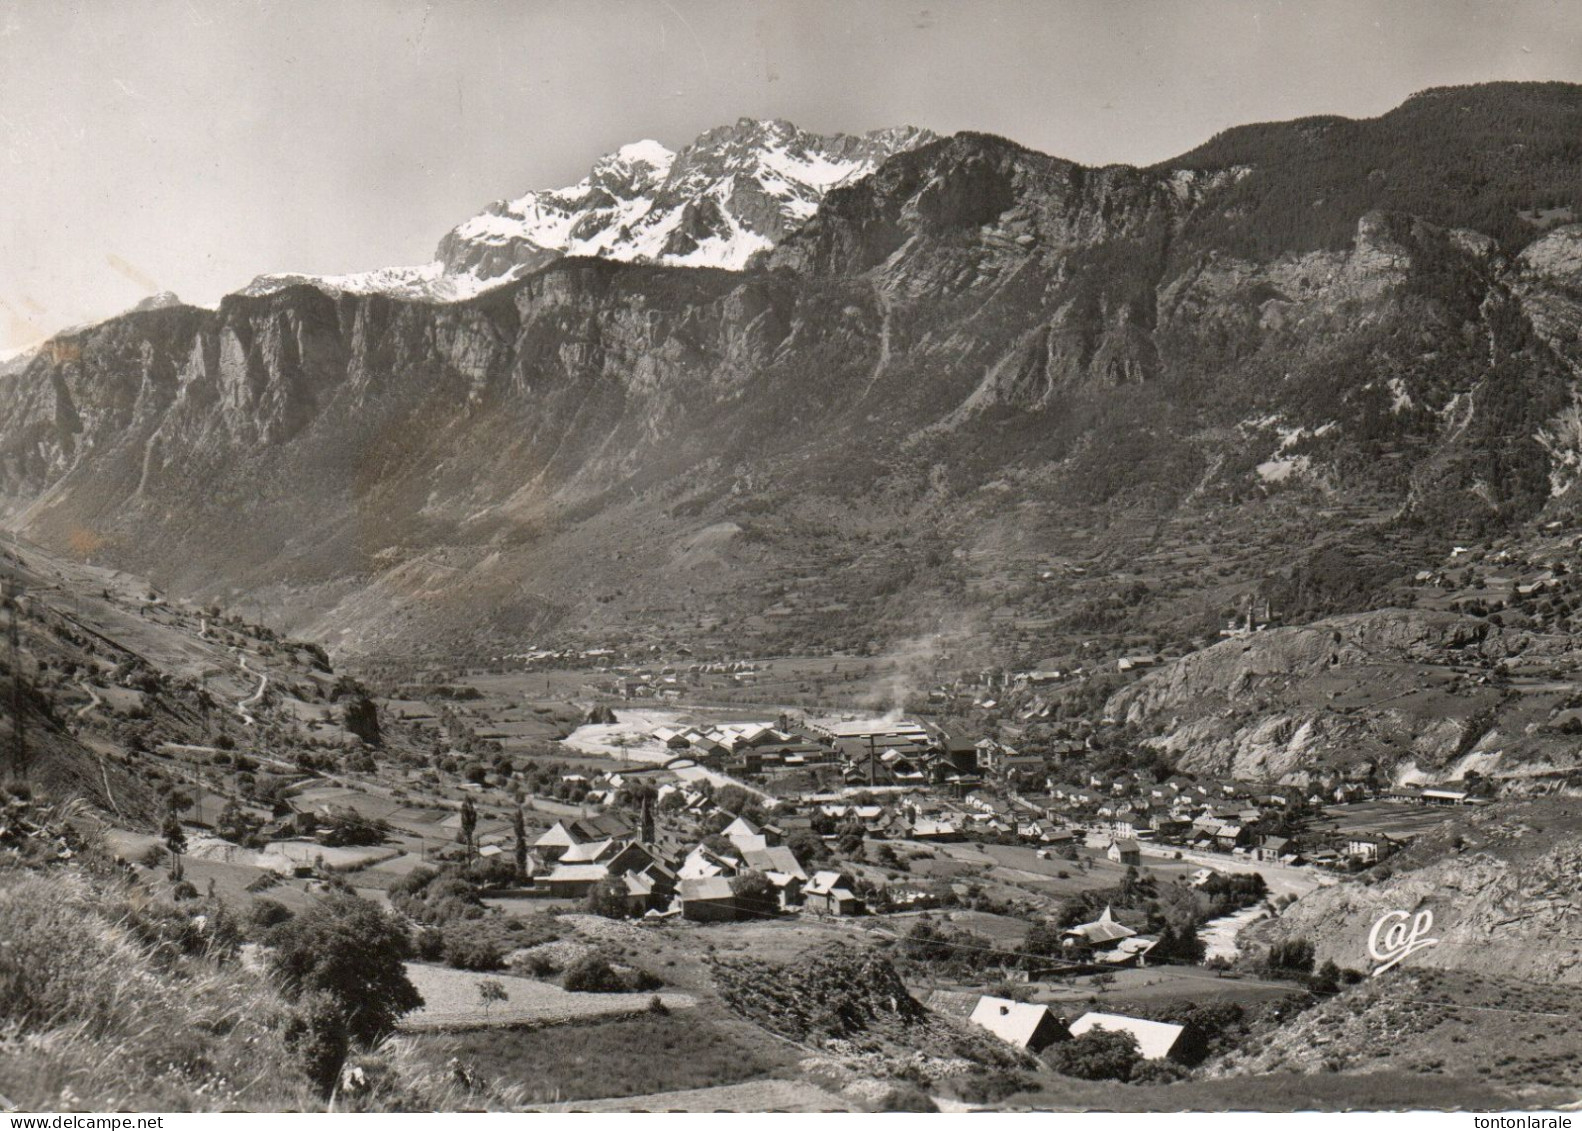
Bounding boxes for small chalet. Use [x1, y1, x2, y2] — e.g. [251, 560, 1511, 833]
[1106, 837, 1142, 866]
[678, 876, 738, 921]
[968, 996, 1070, 1053]
[803, 870, 864, 917]
[1343, 833, 1395, 863]
[1254, 835, 1293, 863]
[1061, 906, 1137, 955]
[1068, 1012, 1190, 1061]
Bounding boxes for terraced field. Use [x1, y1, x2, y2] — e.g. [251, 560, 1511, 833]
[398, 963, 696, 1031]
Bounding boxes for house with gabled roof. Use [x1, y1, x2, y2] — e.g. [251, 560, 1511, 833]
[678, 843, 741, 880]
[1068, 1012, 1190, 1061]
[1254, 834, 1293, 863]
[740, 845, 808, 906]
[1061, 906, 1137, 956]
[540, 840, 661, 898]
[678, 876, 738, 921]
[1106, 837, 1142, 866]
[803, 870, 863, 916]
[968, 996, 1070, 1052]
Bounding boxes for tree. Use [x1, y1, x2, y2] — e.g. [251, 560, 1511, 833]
[835, 826, 865, 858]
[162, 814, 187, 881]
[266, 891, 423, 1047]
[902, 915, 974, 967]
[1309, 958, 1342, 995]
[730, 869, 778, 919]
[512, 805, 528, 882]
[1153, 923, 1206, 964]
[1017, 921, 1067, 975]
[1266, 936, 1317, 975]
[586, 875, 635, 919]
[785, 829, 830, 865]
[477, 978, 508, 1021]
[458, 799, 478, 868]
[342, 694, 382, 747]
[216, 800, 260, 846]
[1044, 1027, 1142, 1082]
[317, 807, 390, 847]
[714, 784, 764, 823]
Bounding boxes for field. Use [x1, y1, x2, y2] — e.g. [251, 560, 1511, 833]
[1315, 801, 1466, 841]
[399, 962, 696, 1030]
[908, 840, 1202, 899]
[415, 1010, 801, 1104]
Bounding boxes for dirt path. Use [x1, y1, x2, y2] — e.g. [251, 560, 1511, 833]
[74, 678, 104, 719]
[234, 653, 267, 725]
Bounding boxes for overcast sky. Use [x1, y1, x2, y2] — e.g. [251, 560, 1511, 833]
[3, 0, 1581, 354]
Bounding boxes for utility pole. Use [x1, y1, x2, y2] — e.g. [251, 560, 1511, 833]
[868, 733, 876, 788]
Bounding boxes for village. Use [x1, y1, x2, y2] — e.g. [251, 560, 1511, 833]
[134, 666, 1489, 1075]
[2, 497, 1575, 1110]
[0, 525, 1560, 1109]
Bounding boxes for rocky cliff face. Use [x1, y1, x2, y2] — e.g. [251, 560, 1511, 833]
[5, 88, 1582, 672]
[1251, 799, 1582, 984]
[1104, 611, 1512, 780]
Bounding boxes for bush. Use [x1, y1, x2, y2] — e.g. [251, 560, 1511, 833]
[956, 1068, 1035, 1103]
[563, 954, 624, 993]
[1267, 937, 1317, 975]
[1044, 1028, 1142, 1082]
[121, 899, 242, 967]
[877, 1083, 939, 1112]
[1130, 1057, 1187, 1085]
[442, 925, 505, 972]
[586, 875, 636, 919]
[248, 898, 295, 934]
[283, 990, 350, 1095]
[265, 892, 423, 1046]
[512, 950, 559, 978]
[414, 927, 445, 962]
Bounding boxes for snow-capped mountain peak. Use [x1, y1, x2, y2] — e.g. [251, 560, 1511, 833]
[242, 118, 934, 302]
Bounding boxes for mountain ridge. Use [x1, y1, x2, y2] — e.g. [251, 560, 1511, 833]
[242, 118, 935, 303]
[5, 86, 1582, 772]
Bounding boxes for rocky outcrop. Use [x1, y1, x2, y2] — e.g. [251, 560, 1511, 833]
[1103, 611, 1511, 779]
[1253, 802, 1582, 983]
